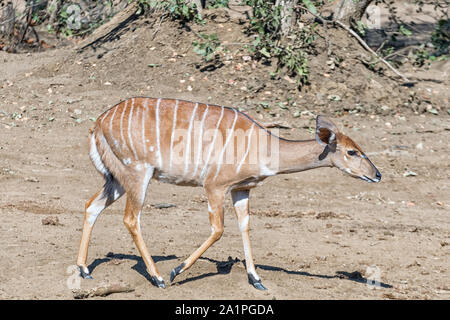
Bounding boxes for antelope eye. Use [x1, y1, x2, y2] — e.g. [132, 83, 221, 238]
[347, 150, 357, 156]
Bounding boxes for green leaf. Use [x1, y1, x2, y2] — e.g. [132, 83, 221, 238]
[278, 102, 288, 110]
[259, 47, 271, 58]
[400, 25, 412, 37]
[301, 0, 317, 15]
[260, 102, 270, 109]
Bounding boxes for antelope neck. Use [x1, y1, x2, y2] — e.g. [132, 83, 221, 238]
[275, 138, 333, 175]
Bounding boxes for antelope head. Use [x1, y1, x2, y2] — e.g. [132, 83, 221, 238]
[315, 115, 382, 183]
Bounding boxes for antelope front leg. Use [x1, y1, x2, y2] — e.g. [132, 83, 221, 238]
[170, 187, 226, 283]
[231, 189, 267, 290]
[123, 193, 165, 288]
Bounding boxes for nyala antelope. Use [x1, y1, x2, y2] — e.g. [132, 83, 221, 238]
[76, 97, 381, 290]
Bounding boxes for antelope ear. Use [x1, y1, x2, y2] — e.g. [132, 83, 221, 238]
[315, 115, 338, 146]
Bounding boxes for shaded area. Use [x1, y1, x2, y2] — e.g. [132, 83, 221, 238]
[257, 264, 392, 289]
[88, 252, 178, 283]
[172, 256, 392, 289]
[173, 256, 241, 286]
[365, 22, 438, 49]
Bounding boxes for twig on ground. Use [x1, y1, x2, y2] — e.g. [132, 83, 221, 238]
[376, 39, 388, 54]
[152, 13, 167, 40]
[73, 283, 134, 299]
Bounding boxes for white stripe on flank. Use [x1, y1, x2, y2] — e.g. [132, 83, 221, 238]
[200, 106, 224, 180]
[100, 108, 112, 125]
[192, 105, 209, 178]
[213, 109, 238, 180]
[169, 100, 179, 170]
[142, 99, 149, 157]
[119, 100, 128, 149]
[155, 98, 163, 168]
[109, 105, 119, 148]
[127, 98, 139, 160]
[236, 123, 255, 174]
[183, 103, 198, 177]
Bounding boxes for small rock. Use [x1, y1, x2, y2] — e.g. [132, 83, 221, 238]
[151, 203, 176, 209]
[42, 216, 61, 226]
[403, 170, 417, 177]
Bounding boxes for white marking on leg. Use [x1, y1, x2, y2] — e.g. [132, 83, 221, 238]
[142, 102, 147, 158]
[155, 98, 163, 168]
[120, 100, 128, 149]
[246, 261, 260, 280]
[127, 98, 139, 160]
[137, 211, 142, 231]
[192, 105, 209, 178]
[238, 215, 249, 232]
[236, 123, 255, 174]
[137, 164, 154, 231]
[213, 109, 237, 180]
[141, 164, 154, 202]
[207, 201, 212, 212]
[86, 197, 107, 226]
[109, 105, 119, 149]
[200, 107, 225, 180]
[123, 158, 131, 165]
[183, 103, 198, 177]
[169, 100, 179, 170]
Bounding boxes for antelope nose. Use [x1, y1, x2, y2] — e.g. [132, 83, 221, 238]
[375, 170, 382, 181]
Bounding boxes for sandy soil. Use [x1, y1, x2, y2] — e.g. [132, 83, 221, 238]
[0, 9, 449, 300]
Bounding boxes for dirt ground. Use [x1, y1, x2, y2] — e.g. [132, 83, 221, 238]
[0, 7, 449, 300]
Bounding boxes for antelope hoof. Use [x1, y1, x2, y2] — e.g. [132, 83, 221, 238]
[248, 274, 267, 291]
[170, 263, 185, 283]
[78, 266, 93, 279]
[151, 276, 166, 289]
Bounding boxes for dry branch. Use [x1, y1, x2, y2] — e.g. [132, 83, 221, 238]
[297, 4, 410, 82]
[75, 2, 140, 51]
[334, 20, 410, 82]
[73, 283, 134, 299]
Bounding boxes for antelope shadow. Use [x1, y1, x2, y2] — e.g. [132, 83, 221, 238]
[88, 254, 392, 289]
[88, 252, 178, 283]
[173, 256, 392, 289]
